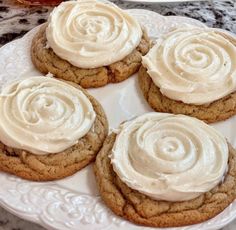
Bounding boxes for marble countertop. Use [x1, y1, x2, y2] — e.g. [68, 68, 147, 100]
[0, 0, 236, 229]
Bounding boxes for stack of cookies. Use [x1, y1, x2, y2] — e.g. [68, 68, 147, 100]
[0, 0, 236, 228]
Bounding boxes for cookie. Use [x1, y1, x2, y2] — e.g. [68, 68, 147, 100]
[31, 24, 151, 88]
[139, 27, 236, 123]
[0, 81, 108, 181]
[94, 132, 236, 227]
[138, 65, 236, 123]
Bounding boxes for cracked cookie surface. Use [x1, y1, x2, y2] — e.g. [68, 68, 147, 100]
[138, 66, 236, 123]
[31, 24, 151, 88]
[0, 82, 108, 181]
[94, 133, 236, 227]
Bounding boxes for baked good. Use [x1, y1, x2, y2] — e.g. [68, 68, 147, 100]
[94, 113, 236, 227]
[0, 76, 108, 181]
[139, 27, 236, 123]
[31, 0, 151, 88]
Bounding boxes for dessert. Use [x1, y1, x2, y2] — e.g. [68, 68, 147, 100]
[94, 113, 236, 227]
[0, 76, 108, 181]
[31, 0, 151, 88]
[139, 27, 236, 123]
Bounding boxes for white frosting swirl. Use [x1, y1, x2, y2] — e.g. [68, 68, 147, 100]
[111, 113, 228, 202]
[0, 77, 96, 155]
[46, 0, 142, 68]
[142, 28, 236, 105]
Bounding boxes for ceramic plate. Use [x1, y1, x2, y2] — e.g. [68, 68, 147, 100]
[0, 9, 236, 230]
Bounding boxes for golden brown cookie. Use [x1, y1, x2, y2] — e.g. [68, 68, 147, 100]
[31, 24, 151, 88]
[0, 82, 108, 181]
[94, 133, 236, 227]
[138, 65, 236, 123]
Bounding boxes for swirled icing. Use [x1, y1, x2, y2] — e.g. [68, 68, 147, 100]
[111, 113, 228, 201]
[0, 77, 96, 155]
[46, 0, 142, 68]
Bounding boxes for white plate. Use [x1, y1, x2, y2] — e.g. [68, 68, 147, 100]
[0, 9, 236, 230]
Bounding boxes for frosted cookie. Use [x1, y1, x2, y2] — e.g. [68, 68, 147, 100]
[0, 77, 108, 181]
[31, 0, 151, 88]
[139, 27, 236, 123]
[94, 113, 236, 227]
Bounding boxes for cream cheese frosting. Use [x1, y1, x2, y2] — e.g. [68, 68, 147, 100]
[46, 0, 142, 68]
[142, 28, 236, 105]
[0, 77, 96, 155]
[111, 113, 228, 202]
